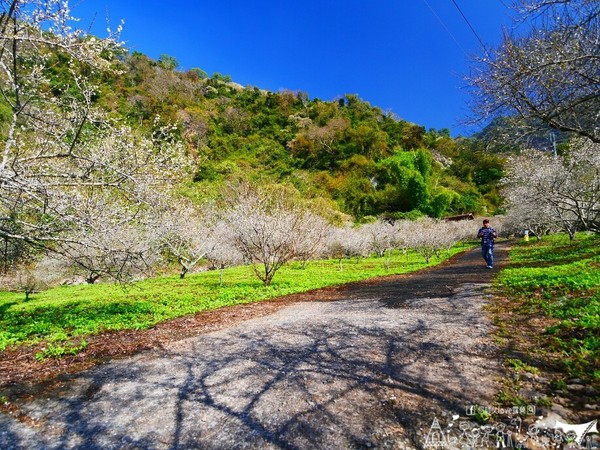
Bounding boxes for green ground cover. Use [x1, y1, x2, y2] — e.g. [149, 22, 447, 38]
[496, 233, 600, 382]
[0, 245, 471, 354]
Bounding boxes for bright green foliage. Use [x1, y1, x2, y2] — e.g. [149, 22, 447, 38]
[3, 33, 504, 222]
[0, 245, 470, 351]
[375, 151, 432, 215]
[498, 233, 600, 382]
[414, 148, 433, 179]
[35, 339, 88, 361]
[428, 188, 458, 219]
[443, 141, 506, 214]
[505, 358, 540, 375]
[86, 51, 503, 220]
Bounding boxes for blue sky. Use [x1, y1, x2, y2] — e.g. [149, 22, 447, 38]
[74, 0, 513, 136]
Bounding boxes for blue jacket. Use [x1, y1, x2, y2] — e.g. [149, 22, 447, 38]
[478, 227, 497, 246]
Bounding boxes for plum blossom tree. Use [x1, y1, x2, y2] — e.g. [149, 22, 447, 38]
[437, 220, 477, 251]
[0, 1, 190, 279]
[359, 220, 395, 257]
[324, 224, 370, 271]
[400, 218, 456, 263]
[502, 139, 600, 238]
[57, 221, 157, 284]
[360, 219, 398, 269]
[469, 0, 600, 143]
[205, 221, 244, 285]
[222, 183, 328, 286]
[502, 198, 560, 241]
[15, 120, 189, 283]
[53, 191, 159, 284]
[294, 213, 331, 268]
[154, 200, 218, 279]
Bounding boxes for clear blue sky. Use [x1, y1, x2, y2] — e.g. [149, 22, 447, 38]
[74, 0, 512, 136]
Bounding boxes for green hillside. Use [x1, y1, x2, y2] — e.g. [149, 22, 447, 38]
[93, 52, 504, 220]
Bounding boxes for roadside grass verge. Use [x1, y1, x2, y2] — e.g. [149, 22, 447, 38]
[493, 233, 600, 395]
[0, 244, 471, 356]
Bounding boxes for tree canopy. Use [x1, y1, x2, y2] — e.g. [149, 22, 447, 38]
[469, 0, 600, 143]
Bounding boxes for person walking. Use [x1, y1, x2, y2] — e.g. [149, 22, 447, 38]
[477, 218, 497, 269]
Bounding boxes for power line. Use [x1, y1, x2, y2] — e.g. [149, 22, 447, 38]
[449, 0, 487, 50]
[420, 0, 468, 55]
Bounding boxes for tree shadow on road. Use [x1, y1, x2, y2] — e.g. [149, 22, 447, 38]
[2, 245, 508, 449]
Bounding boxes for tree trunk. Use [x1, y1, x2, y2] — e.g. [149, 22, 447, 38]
[86, 273, 100, 284]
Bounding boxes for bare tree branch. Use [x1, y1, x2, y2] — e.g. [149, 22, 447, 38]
[468, 0, 600, 144]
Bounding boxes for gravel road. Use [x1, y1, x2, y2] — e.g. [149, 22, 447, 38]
[0, 245, 507, 449]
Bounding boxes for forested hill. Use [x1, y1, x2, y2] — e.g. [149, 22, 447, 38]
[96, 52, 504, 220]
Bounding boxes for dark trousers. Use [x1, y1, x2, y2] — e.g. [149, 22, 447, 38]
[481, 244, 494, 267]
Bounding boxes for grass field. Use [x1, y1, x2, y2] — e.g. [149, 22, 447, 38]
[496, 232, 600, 383]
[0, 245, 471, 355]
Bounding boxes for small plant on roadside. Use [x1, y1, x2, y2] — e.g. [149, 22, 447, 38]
[550, 378, 567, 392]
[535, 396, 553, 408]
[506, 358, 540, 375]
[495, 389, 528, 409]
[493, 335, 508, 345]
[471, 406, 492, 424]
[35, 339, 88, 362]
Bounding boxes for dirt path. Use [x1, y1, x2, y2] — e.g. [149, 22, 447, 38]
[0, 245, 508, 449]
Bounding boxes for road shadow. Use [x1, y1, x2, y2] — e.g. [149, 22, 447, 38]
[2, 245, 507, 450]
[346, 243, 507, 308]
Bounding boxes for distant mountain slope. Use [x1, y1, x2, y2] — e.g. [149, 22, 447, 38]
[90, 52, 506, 219]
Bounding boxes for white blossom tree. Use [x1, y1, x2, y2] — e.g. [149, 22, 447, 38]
[0, 1, 190, 280]
[221, 183, 328, 286]
[391, 220, 413, 257]
[359, 219, 400, 269]
[502, 139, 600, 238]
[502, 198, 560, 240]
[324, 224, 370, 271]
[57, 224, 156, 284]
[360, 219, 398, 258]
[469, 0, 600, 143]
[438, 220, 477, 251]
[205, 221, 244, 285]
[400, 218, 454, 263]
[153, 200, 219, 279]
[14, 121, 189, 283]
[294, 213, 331, 268]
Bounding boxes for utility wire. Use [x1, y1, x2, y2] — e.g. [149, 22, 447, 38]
[420, 0, 469, 55]
[449, 0, 488, 50]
